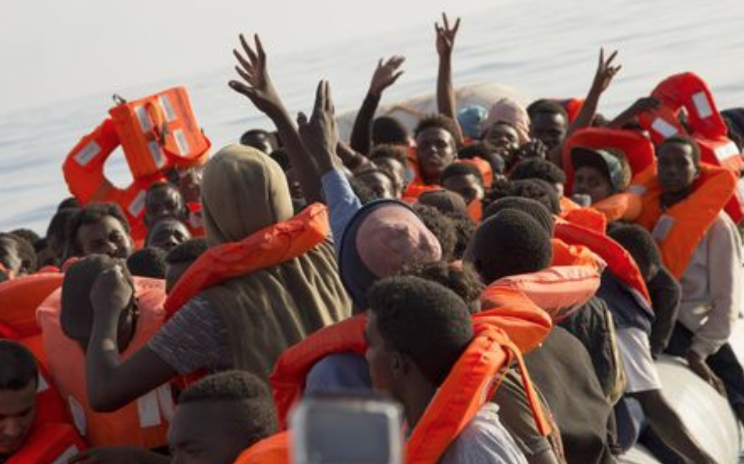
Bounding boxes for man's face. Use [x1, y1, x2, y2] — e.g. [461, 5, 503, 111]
[416, 128, 456, 184]
[76, 216, 133, 259]
[145, 187, 185, 228]
[657, 143, 698, 195]
[168, 402, 252, 464]
[0, 382, 36, 456]
[485, 123, 520, 153]
[530, 112, 567, 150]
[573, 166, 614, 204]
[148, 220, 192, 253]
[442, 174, 484, 205]
[359, 172, 397, 200]
[0, 238, 22, 276]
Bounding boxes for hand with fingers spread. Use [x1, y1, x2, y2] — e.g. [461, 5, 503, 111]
[435, 12, 461, 57]
[369, 56, 405, 98]
[298, 81, 341, 175]
[592, 48, 621, 94]
[229, 33, 284, 116]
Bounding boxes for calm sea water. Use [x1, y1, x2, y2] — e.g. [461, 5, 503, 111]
[1, 0, 743, 233]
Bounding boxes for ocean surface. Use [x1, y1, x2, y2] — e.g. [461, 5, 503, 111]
[1, 0, 743, 233]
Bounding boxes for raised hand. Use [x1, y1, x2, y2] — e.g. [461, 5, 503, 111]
[628, 96, 660, 115]
[298, 80, 340, 175]
[435, 13, 461, 57]
[229, 34, 284, 116]
[592, 48, 621, 94]
[90, 265, 134, 316]
[369, 56, 406, 98]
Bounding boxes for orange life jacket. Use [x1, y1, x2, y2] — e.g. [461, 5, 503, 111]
[37, 277, 174, 448]
[270, 266, 600, 429]
[231, 432, 291, 464]
[466, 198, 483, 222]
[268, 324, 552, 464]
[164, 203, 330, 317]
[554, 218, 651, 304]
[631, 163, 736, 279]
[637, 72, 744, 223]
[551, 239, 605, 271]
[256, 332, 552, 464]
[6, 423, 87, 464]
[0, 272, 64, 338]
[560, 207, 607, 234]
[460, 157, 494, 188]
[0, 326, 71, 428]
[403, 177, 442, 200]
[559, 98, 585, 123]
[63, 88, 211, 241]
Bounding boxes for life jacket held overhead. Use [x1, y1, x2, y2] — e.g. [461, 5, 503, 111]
[63, 87, 211, 240]
[637, 72, 744, 223]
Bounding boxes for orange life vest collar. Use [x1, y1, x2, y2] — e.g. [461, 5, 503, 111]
[633, 163, 736, 279]
[164, 203, 330, 317]
[554, 218, 650, 304]
[0, 273, 64, 338]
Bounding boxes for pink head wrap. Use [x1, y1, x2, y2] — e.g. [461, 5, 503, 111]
[483, 98, 531, 145]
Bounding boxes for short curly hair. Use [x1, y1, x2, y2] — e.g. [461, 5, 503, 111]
[399, 261, 484, 315]
[414, 114, 463, 147]
[509, 159, 567, 185]
[412, 204, 457, 262]
[368, 276, 473, 386]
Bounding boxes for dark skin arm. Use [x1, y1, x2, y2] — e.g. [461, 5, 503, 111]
[549, 49, 620, 165]
[68, 446, 170, 464]
[349, 56, 405, 155]
[608, 97, 660, 129]
[631, 390, 719, 464]
[297, 80, 342, 177]
[229, 34, 323, 204]
[435, 13, 462, 135]
[86, 266, 177, 412]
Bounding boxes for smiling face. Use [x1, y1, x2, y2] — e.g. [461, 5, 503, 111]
[0, 381, 36, 456]
[484, 123, 520, 153]
[75, 216, 133, 259]
[416, 128, 457, 185]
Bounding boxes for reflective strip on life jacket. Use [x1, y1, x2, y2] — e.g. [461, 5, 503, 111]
[164, 203, 330, 317]
[62, 118, 166, 242]
[633, 163, 736, 279]
[108, 87, 211, 179]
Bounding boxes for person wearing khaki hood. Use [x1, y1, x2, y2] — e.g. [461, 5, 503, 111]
[82, 144, 352, 413]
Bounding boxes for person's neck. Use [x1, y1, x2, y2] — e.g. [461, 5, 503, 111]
[661, 187, 693, 210]
[401, 381, 438, 430]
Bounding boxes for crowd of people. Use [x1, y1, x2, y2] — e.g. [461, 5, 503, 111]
[2, 12, 744, 464]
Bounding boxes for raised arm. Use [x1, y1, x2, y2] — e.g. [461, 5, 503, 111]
[608, 96, 660, 129]
[299, 81, 363, 248]
[349, 56, 405, 155]
[86, 266, 178, 411]
[566, 48, 621, 137]
[435, 13, 461, 126]
[229, 34, 323, 203]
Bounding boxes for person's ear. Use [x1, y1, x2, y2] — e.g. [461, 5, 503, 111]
[391, 352, 410, 379]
